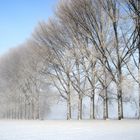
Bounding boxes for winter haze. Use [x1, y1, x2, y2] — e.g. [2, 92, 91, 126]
[0, 0, 140, 140]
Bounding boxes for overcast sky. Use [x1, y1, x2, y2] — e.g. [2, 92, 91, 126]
[0, 0, 58, 55]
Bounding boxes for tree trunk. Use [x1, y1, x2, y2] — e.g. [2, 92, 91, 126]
[103, 92, 108, 120]
[117, 67, 123, 120]
[20, 97, 23, 119]
[25, 102, 27, 120]
[113, 19, 123, 120]
[67, 75, 71, 120]
[36, 92, 40, 120]
[103, 83, 108, 119]
[90, 94, 95, 119]
[138, 48, 140, 119]
[31, 101, 35, 120]
[137, 0, 140, 119]
[67, 96, 71, 120]
[103, 59, 108, 120]
[78, 95, 82, 120]
[90, 62, 96, 119]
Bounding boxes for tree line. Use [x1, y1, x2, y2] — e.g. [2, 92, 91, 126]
[0, 0, 139, 120]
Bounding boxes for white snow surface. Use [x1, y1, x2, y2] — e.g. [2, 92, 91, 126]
[0, 120, 139, 140]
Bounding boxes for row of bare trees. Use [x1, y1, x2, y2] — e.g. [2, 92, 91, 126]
[32, 0, 140, 120]
[0, 0, 139, 120]
[0, 43, 53, 119]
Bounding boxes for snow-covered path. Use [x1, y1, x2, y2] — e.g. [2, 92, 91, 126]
[0, 120, 139, 140]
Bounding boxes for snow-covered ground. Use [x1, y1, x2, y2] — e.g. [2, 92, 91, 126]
[0, 120, 139, 140]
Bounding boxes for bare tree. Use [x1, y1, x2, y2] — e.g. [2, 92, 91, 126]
[33, 20, 74, 120]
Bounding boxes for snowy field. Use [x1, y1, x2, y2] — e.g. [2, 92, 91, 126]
[0, 120, 140, 140]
